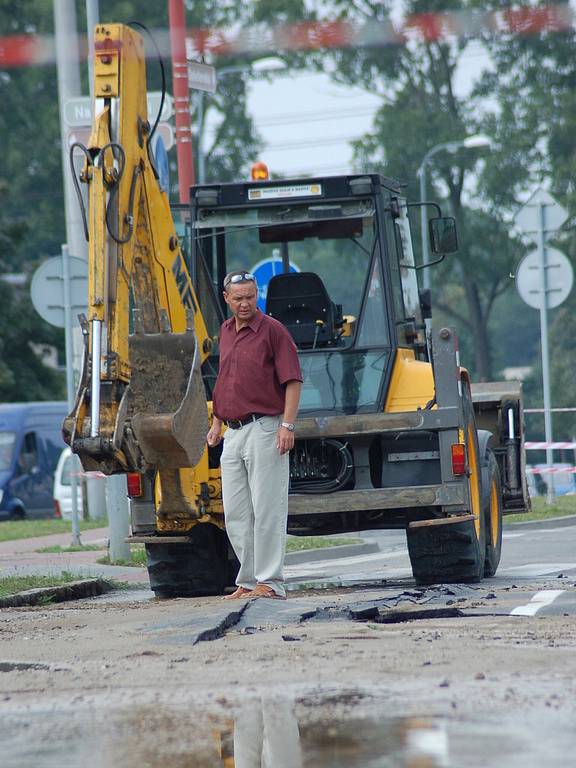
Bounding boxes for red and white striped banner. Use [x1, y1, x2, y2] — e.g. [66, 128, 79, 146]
[0, 4, 574, 69]
[527, 466, 576, 474]
[525, 442, 576, 450]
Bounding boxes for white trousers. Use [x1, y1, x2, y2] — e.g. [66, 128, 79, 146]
[220, 415, 289, 597]
[233, 698, 302, 768]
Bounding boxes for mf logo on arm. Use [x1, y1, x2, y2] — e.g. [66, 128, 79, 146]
[171, 252, 197, 312]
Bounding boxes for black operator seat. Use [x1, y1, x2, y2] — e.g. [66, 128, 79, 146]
[265, 272, 343, 348]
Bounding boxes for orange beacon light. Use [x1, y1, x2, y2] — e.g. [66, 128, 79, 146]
[250, 161, 269, 180]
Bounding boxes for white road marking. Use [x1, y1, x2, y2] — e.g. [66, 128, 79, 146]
[510, 590, 565, 616]
[500, 563, 576, 576]
[503, 533, 525, 539]
[286, 551, 406, 574]
[527, 528, 576, 535]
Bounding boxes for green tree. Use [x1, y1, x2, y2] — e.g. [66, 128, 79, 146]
[0, 0, 64, 267]
[316, 0, 531, 379]
[0, 279, 65, 401]
[475, 1, 576, 414]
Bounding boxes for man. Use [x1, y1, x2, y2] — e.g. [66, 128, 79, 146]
[206, 270, 302, 600]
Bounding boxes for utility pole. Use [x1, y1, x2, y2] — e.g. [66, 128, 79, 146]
[168, 0, 195, 202]
[86, 0, 99, 102]
[537, 202, 555, 505]
[53, 0, 86, 262]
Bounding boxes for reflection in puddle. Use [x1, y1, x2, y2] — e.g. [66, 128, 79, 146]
[0, 693, 572, 767]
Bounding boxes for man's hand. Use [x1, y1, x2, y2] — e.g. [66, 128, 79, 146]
[206, 422, 223, 447]
[276, 425, 295, 455]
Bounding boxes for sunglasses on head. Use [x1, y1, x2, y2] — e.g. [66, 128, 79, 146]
[224, 272, 256, 288]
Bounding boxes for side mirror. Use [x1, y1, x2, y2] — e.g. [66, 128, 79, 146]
[429, 217, 458, 255]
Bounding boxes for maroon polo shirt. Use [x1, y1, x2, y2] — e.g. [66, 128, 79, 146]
[212, 310, 302, 421]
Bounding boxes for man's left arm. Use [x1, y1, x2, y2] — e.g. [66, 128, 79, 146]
[277, 380, 302, 455]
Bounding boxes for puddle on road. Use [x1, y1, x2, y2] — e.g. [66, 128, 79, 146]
[0, 693, 573, 768]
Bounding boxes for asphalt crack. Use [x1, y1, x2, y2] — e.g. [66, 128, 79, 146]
[193, 600, 251, 644]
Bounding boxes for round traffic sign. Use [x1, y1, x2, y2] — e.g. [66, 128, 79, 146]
[516, 247, 573, 310]
[250, 257, 299, 311]
[153, 135, 170, 193]
[31, 256, 88, 328]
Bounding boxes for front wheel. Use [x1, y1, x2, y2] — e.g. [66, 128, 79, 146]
[406, 382, 486, 585]
[145, 523, 236, 599]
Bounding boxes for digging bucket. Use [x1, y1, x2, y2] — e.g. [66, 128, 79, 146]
[127, 317, 209, 470]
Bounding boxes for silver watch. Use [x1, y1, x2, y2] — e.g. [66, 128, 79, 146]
[281, 422, 295, 432]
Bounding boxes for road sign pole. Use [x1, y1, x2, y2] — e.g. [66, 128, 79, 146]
[62, 244, 82, 545]
[54, 0, 87, 263]
[538, 203, 555, 505]
[169, 0, 195, 202]
[86, 1, 100, 102]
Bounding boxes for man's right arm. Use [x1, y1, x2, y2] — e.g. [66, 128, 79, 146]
[207, 416, 223, 447]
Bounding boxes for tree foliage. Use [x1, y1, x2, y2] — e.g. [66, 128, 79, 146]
[316, 0, 534, 380]
[0, 280, 65, 402]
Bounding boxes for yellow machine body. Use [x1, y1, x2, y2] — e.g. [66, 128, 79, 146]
[63, 24, 217, 532]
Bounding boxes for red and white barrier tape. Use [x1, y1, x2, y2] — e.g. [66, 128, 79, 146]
[525, 442, 576, 450]
[527, 466, 576, 474]
[0, 4, 574, 69]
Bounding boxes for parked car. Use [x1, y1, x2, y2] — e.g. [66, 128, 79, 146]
[0, 401, 68, 520]
[53, 447, 84, 520]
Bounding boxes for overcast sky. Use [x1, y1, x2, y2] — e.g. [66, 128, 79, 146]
[207, 36, 493, 181]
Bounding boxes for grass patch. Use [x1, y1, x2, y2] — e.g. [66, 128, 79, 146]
[95, 536, 362, 567]
[506, 494, 576, 524]
[97, 544, 147, 567]
[36, 544, 105, 554]
[286, 536, 361, 552]
[0, 571, 80, 599]
[0, 518, 107, 543]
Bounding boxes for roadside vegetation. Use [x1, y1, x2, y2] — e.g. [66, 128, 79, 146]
[36, 543, 104, 553]
[0, 571, 79, 599]
[0, 518, 107, 543]
[506, 495, 576, 524]
[96, 536, 363, 567]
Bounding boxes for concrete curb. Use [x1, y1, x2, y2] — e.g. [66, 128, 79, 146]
[0, 543, 379, 607]
[0, 578, 113, 608]
[504, 513, 576, 531]
[285, 541, 379, 564]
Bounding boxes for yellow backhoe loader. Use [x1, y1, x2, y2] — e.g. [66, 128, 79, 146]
[65, 23, 529, 598]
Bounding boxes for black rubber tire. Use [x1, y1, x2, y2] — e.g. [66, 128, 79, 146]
[407, 518, 485, 585]
[145, 523, 234, 599]
[483, 450, 503, 577]
[406, 383, 486, 585]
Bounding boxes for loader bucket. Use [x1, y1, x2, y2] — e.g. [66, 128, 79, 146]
[127, 325, 209, 470]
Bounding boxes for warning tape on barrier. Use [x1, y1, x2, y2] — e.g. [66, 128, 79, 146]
[526, 466, 576, 474]
[525, 442, 576, 450]
[0, 4, 575, 68]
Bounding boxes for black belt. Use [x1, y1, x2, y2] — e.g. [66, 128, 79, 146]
[224, 413, 267, 430]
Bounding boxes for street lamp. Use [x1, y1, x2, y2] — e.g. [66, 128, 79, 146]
[417, 134, 492, 290]
[195, 58, 287, 183]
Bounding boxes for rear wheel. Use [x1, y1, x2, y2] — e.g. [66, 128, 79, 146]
[483, 450, 503, 577]
[145, 523, 236, 599]
[407, 383, 486, 585]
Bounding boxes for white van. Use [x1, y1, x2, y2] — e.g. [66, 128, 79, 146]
[53, 447, 83, 520]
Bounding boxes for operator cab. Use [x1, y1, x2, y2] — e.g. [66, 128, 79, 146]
[187, 174, 455, 416]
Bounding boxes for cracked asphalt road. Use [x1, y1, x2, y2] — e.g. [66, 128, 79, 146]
[0, 517, 575, 766]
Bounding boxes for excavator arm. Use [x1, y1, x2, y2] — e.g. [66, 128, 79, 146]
[63, 24, 213, 528]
